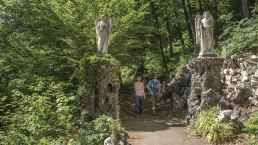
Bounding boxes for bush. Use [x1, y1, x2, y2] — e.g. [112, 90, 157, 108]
[69, 115, 123, 145]
[243, 112, 258, 145]
[0, 79, 77, 144]
[190, 107, 235, 143]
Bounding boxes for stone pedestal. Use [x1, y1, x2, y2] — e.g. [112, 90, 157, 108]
[199, 51, 216, 58]
[187, 57, 224, 117]
[83, 55, 120, 120]
[96, 72, 120, 118]
[87, 72, 120, 119]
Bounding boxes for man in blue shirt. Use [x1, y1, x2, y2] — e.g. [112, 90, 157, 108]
[147, 75, 161, 116]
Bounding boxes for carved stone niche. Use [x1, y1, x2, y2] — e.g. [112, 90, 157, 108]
[187, 57, 224, 117]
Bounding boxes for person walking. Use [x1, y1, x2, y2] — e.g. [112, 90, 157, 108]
[147, 75, 161, 116]
[134, 76, 145, 118]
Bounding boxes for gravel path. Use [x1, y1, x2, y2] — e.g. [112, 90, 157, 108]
[120, 85, 208, 145]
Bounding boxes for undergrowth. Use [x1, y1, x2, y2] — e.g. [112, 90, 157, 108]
[68, 115, 123, 145]
[190, 107, 235, 143]
[243, 112, 258, 145]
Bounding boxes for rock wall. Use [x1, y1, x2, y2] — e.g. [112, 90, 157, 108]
[221, 54, 258, 108]
[163, 53, 258, 120]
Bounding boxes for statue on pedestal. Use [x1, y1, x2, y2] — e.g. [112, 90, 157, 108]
[195, 12, 216, 57]
[96, 15, 112, 54]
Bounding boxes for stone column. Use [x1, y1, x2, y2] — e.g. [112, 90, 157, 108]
[187, 57, 224, 118]
[96, 72, 120, 118]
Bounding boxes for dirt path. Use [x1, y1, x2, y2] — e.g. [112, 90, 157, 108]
[120, 84, 208, 145]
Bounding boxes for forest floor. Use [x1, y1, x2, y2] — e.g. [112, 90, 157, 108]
[120, 83, 209, 145]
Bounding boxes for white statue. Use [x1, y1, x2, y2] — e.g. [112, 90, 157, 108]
[96, 15, 112, 54]
[195, 12, 215, 57]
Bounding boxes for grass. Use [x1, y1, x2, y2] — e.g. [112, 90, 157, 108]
[190, 107, 235, 143]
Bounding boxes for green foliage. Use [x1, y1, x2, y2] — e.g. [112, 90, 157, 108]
[77, 54, 119, 94]
[190, 107, 235, 143]
[0, 0, 257, 144]
[243, 112, 258, 144]
[219, 14, 258, 57]
[0, 0, 121, 138]
[68, 115, 123, 145]
[175, 55, 192, 77]
[244, 112, 258, 134]
[144, 52, 163, 76]
[120, 66, 138, 83]
[0, 79, 77, 144]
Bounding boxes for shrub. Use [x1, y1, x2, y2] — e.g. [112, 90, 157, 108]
[69, 115, 123, 145]
[243, 112, 258, 145]
[190, 107, 235, 143]
[0, 79, 77, 144]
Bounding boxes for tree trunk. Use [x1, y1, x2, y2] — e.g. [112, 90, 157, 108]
[173, 9, 185, 50]
[181, 0, 194, 45]
[164, 34, 169, 62]
[241, 0, 255, 18]
[149, 0, 168, 72]
[198, 0, 203, 14]
[213, 0, 218, 13]
[241, 0, 250, 18]
[185, 0, 195, 44]
[165, 9, 173, 58]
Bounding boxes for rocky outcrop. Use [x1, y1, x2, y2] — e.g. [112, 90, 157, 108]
[163, 53, 257, 123]
[187, 57, 224, 117]
[87, 73, 120, 119]
[96, 73, 120, 118]
[221, 54, 258, 107]
[163, 68, 191, 110]
[81, 55, 121, 120]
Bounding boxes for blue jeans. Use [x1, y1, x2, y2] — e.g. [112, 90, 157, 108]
[135, 96, 144, 115]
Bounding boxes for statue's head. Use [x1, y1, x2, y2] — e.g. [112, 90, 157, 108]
[99, 21, 106, 30]
[100, 15, 105, 19]
[100, 14, 109, 20]
[203, 12, 210, 18]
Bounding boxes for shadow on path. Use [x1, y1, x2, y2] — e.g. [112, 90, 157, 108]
[119, 83, 207, 145]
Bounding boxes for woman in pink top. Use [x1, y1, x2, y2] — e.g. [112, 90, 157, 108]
[134, 76, 145, 117]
